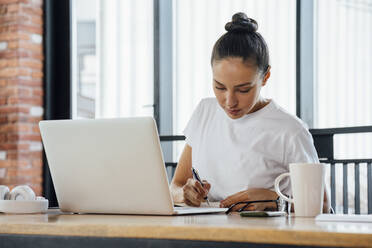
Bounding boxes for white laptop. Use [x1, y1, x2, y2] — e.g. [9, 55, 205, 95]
[39, 117, 227, 215]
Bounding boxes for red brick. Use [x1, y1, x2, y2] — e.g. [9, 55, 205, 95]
[0, 59, 19, 67]
[0, 5, 6, 14]
[31, 124, 39, 133]
[0, 116, 8, 123]
[28, 52, 43, 60]
[19, 59, 42, 70]
[0, 67, 31, 77]
[0, 97, 7, 105]
[1, 24, 42, 35]
[0, 133, 7, 142]
[7, 167, 42, 177]
[8, 133, 41, 142]
[30, 15, 42, 25]
[0, 106, 30, 114]
[0, 88, 17, 97]
[18, 123, 32, 132]
[7, 3, 20, 13]
[0, 0, 20, 4]
[2, 177, 38, 185]
[7, 40, 19, 49]
[0, 15, 28, 25]
[31, 70, 42, 78]
[6, 79, 42, 87]
[0, 50, 28, 59]
[0, 32, 29, 41]
[7, 114, 42, 123]
[0, 143, 29, 151]
[21, 6, 42, 16]
[0, 50, 17, 59]
[32, 87, 43, 96]
[18, 87, 32, 96]
[7, 96, 42, 105]
[0, 87, 32, 97]
[0, 67, 23, 77]
[0, 160, 12, 168]
[6, 168, 17, 177]
[0, 159, 29, 168]
[0, 106, 18, 114]
[7, 150, 42, 160]
[31, 159, 42, 167]
[19, 41, 42, 52]
[0, 123, 23, 133]
[0, 24, 23, 33]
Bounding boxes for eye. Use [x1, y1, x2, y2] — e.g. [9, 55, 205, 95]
[238, 88, 251, 93]
[215, 86, 226, 91]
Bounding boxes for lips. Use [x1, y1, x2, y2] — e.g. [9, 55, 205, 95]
[227, 109, 240, 115]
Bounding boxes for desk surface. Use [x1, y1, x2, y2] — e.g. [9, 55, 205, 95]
[1, 211, 372, 247]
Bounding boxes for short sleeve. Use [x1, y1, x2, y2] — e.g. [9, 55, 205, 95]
[284, 128, 319, 165]
[278, 128, 319, 196]
[183, 100, 205, 148]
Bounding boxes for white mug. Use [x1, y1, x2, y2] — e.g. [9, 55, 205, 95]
[275, 163, 325, 217]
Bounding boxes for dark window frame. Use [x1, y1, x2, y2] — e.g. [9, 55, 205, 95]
[43, 0, 72, 206]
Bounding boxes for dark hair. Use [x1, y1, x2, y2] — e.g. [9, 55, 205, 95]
[211, 12, 270, 75]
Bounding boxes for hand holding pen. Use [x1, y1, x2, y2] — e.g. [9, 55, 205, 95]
[191, 167, 210, 206]
[182, 167, 211, 207]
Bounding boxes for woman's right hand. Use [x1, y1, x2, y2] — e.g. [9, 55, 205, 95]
[182, 178, 211, 206]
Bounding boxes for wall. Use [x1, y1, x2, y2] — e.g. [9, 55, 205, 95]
[0, 0, 43, 195]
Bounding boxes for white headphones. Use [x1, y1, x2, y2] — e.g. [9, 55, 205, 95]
[0, 185, 45, 201]
[0, 185, 48, 214]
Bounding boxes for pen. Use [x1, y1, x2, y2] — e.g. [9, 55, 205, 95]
[191, 167, 210, 206]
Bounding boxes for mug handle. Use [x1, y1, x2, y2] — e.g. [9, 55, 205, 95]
[274, 173, 294, 203]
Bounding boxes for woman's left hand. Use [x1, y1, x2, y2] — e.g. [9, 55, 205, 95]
[220, 188, 278, 212]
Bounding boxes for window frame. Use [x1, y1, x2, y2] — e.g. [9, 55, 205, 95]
[43, 0, 372, 206]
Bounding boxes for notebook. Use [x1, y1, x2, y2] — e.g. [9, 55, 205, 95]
[39, 117, 227, 215]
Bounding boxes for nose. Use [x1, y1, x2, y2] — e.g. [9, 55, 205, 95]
[226, 91, 238, 108]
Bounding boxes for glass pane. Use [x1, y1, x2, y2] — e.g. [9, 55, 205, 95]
[314, 0, 372, 128]
[72, 0, 154, 119]
[173, 0, 296, 157]
[314, 0, 372, 214]
[73, 0, 97, 119]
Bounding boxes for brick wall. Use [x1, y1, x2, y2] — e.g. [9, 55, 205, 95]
[0, 0, 44, 195]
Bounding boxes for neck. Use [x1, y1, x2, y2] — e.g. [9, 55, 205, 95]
[250, 97, 270, 113]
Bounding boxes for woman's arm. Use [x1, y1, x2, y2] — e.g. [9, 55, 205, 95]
[323, 187, 331, 213]
[220, 188, 278, 211]
[170, 144, 210, 206]
[170, 144, 193, 203]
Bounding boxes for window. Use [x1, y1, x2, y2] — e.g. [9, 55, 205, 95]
[314, 0, 372, 129]
[173, 0, 296, 157]
[314, 0, 372, 160]
[72, 0, 154, 119]
[314, 0, 372, 213]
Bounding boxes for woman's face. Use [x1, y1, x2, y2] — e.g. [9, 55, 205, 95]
[212, 57, 270, 119]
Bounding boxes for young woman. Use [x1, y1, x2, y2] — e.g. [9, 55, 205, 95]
[170, 12, 329, 212]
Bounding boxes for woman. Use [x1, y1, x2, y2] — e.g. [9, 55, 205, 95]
[170, 12, 329, 212]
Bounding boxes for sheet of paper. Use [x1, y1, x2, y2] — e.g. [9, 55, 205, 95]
[175, 201, 221, 208]
[316, 214, 372, 223]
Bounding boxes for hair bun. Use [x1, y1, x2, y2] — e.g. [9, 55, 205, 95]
[225, 12, 258, 33]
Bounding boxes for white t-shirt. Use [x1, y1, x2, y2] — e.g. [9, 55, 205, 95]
[183, 97, 319, 201]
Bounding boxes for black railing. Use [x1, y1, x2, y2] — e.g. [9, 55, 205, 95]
[160, 125, 372, 214]
[310, 126, 372, 214]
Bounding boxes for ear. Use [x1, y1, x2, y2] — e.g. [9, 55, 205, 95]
[0, 185, 10, 200]
[261, 66, 271, 86]
[9, 185, 36, 201]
